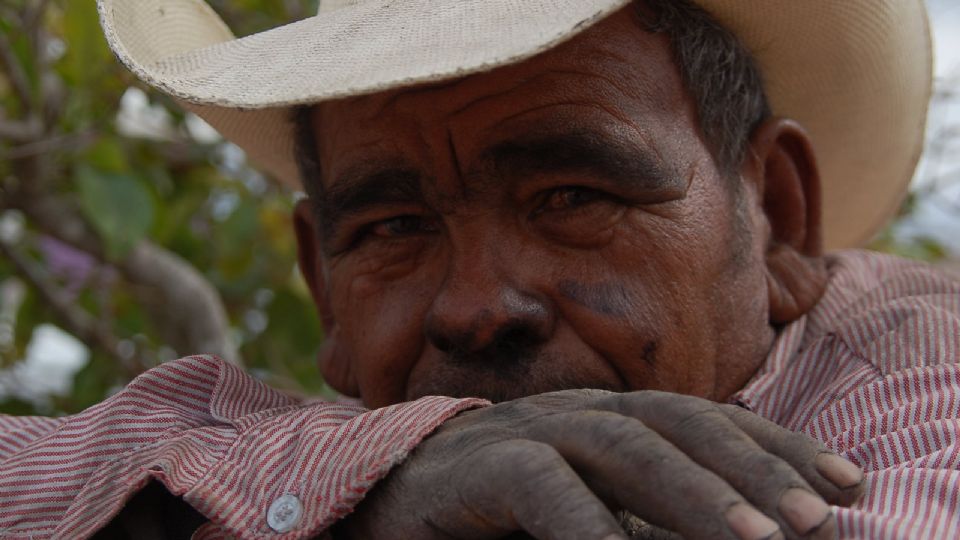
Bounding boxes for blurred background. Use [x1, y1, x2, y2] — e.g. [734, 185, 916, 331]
[0, 0, 958, 416]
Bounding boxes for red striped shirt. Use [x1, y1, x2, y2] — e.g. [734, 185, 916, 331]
[730, 250, 960, 539]
[1, 249, 958, 539]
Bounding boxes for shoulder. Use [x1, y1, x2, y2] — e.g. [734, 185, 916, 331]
[806, 250, 960, 375]
[734, 250, 960, 429]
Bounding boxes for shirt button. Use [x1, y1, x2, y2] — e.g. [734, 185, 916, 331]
[267, 494, 303, 533]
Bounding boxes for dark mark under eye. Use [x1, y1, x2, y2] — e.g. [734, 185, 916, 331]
[558, 280, 632, 318]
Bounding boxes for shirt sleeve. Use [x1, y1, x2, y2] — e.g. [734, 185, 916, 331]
[0, 355, 489, 540]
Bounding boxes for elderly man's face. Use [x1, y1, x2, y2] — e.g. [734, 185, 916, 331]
[297, 8, 803, 408]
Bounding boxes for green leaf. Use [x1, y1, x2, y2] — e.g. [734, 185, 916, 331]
[65, 352, 117, 412]
[0, 398, 42, 416]
[0, 19, 34, 112]
[62, 0, 111, 88]
[10, 285, 41, 367]
[75, 166, 155, 260]
[86, 139, 129, 174]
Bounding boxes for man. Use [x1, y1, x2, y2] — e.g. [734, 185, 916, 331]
[1, 0, 957, 538]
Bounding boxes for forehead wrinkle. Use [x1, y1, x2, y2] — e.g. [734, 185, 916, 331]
[486, 99, 667, 167]
[527, 67, 656, 109]
[360, 78, 471, 121]
[314, 101, 356, 153]
[318, 91, 445, 166]
[329, 157, 409, 190]
[445, 67, 640, 122]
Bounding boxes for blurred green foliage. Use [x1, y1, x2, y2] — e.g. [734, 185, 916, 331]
[0, 1, 329, 416]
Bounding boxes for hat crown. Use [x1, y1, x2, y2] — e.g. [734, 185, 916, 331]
[318, 0, 362, 13]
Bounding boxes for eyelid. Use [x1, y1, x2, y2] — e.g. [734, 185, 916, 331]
[329, 209, 438, 255]
[526, 188, 617, 224]
[518, 171, 653, 206]
[371, 215, 439, 236]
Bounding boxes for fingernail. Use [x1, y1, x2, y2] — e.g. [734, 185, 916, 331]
[726, 503, 782, 540]
[778, 488, 832, 535]
[816, 452, 863, 489]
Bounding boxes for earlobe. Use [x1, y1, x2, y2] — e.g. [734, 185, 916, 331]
[765, 245, 828, 324]
[746, 118, 829, 324]
[293, 199, 361, 397]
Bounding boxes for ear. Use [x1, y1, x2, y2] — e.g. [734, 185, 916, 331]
[293, 199, 361, 397]
[743, 118, 828, 325]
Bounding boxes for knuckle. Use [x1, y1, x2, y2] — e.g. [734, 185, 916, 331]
[486, 439, 564, 478]
[486, 440, 582, 508]
[613, 389, 716, 422]
[740, 452, 803, 488]
[670, 403, 727, 435]
[612, 388, 666, 409]
[589, 414, 659, 456]
[668, 468, 744, 513]
[523, 388, 606, 410]
[495, 398, 544, 421]
[716, 402, 752, 419]
[458, 440, 565, 507]
[782, 430, 828, 455]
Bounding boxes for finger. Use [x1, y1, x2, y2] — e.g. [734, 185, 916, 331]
[718, 403, 865, 506]
[599, 393, 836, 540]
[458, 439, 627, 540]
[527, 411, 783, 540]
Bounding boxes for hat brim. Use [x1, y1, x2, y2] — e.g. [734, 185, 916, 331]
[98, 0, 932, 250]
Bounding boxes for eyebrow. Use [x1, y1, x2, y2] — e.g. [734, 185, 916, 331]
[317, 130, 680, 246]
[318, 166, 423, 244]
[483, 130, 681, 194]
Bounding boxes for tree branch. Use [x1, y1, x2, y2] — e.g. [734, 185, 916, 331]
[24, 0, 53, 45]
[0, 117, 43, 143]
[121, 243, 239, 364]
[0, 238, 145, 379]
[11, 192, 240, 364]
[0, 21, 33, 111]
[3, 130, 97, 160]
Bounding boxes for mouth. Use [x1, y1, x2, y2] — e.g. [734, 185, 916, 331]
[404, 351, 624, 403]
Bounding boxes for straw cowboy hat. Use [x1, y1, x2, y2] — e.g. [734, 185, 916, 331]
[97, 0, 932, 250]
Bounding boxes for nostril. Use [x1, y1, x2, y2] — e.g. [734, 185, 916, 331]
[433, 321, 546, 366]
[425, 308, 496, 355]
[493, 324, 541, 354]
[429, 331, 473, 356]
[425, 289, 554, 360]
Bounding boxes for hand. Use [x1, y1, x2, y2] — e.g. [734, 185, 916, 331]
[334, 390, 864, 540]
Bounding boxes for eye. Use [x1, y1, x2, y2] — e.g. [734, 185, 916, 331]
[538, 186, 606, 213]
[368, 215, 438, 238]
[530, 185, 625, 247]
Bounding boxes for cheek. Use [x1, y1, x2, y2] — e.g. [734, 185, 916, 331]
[552, 187, 752, 395]
[634, 182, 771, 395]
[327, 253, 440, 407]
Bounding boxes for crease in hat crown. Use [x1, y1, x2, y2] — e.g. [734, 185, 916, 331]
[97, 0, 932, 251]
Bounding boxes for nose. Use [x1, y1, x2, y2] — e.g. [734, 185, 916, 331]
[424, 261, 555, 358]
